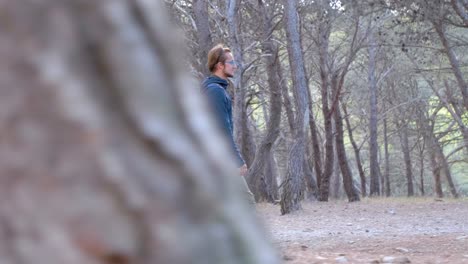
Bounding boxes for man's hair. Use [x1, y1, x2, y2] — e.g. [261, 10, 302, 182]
[207, 44, 231, 73]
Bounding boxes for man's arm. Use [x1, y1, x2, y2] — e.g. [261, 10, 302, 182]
[205, 86, 245, 167]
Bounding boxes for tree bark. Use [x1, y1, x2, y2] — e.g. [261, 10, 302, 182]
[0, 1, 279, 263]
[330, 141, 341, 200]
[383, 115, 392, 196]
[226, 0, 256, 167]
[434, 140, 459, 198]
[343, 104, 367, 197]
[193, 0, 213, 76]
[317, 14, 334, 202]
[247, 0, 282, 203]
[422, 115, 444, 198]
[280, 0, 310, 214]
[368, 28, 381, 196]
[278, 62, 296, 133]
[307, 81, 324, 191]
[398, 122, 415, 197]
[334, 103, 360, 202]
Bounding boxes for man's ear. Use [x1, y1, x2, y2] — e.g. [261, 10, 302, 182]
[216, 62, 223, 71]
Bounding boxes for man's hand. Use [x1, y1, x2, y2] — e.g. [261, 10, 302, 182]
[239, 164, 248, 177]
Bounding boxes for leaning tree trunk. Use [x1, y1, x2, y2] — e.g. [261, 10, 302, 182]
[343, 104, 367, 197]
[280, 0, 310, 215]
[0, 1, 279, 264]
[435, 140, 459, 198]
[334, 101, 360, 202]
[246, 0, 282, 202]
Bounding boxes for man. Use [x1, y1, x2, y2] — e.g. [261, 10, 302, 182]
[201, 44, 255, 205]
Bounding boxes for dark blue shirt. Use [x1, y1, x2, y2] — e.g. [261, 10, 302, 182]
[202, 75, 245, 167]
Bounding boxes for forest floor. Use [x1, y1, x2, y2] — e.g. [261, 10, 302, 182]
[257, 197, 468, 264]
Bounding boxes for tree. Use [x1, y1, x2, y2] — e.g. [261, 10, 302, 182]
[280, 0, 310, 214]
[247, 0, 282, 202]
[226, 0, 258, 167]
[0, 1, 279, 263]
[368, 21, 382, 196]
[193, 0, 214, 76]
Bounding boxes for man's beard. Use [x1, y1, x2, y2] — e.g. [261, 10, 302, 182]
[224, 69, 234, 78]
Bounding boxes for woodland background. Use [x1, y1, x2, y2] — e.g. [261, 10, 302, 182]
[0, 0, 466, 263]
[167, 0, 468, 213]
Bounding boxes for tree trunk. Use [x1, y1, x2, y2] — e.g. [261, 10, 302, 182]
[0, 1, 279, 263]
[307, 82, 324, 191]
[193, 0, 213, 76]
[226, 0, 256, 167]
[423, 117, 444, 198]
[383, 115, 391, 197]
[368, 29, 381, 196]
[435, 140, 459, 198]
[343, 104, 367, 197]
[431, 149, 444, 198]
[317, 16, 334, 202]
[304, 152, 319, 200]
[280, 0, 310, 214]
[246, 0, 282, 203]
[417, 133, 426, 196]
[399, 122, 415, 197]
[335, 104, 360, 202]
[419, 156, 426, 196]
[266, 151, 280, 200]
[330, 145, 341, 200]
[278, 62, 296, 133]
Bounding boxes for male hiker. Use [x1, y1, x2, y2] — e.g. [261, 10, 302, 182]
[201, 44, 255, 205]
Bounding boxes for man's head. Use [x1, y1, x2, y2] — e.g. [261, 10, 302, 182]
[207, 44, 237, 79]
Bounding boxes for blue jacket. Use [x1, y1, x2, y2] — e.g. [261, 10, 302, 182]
[202, 76, 245, 167]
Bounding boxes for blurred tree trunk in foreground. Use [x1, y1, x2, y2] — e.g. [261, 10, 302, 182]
[0, 1, 279, 264]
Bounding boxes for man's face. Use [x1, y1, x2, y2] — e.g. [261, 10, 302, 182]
[222, 52, 237, 78]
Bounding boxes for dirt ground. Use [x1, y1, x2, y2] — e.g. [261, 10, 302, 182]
[256, 197, 468, 264]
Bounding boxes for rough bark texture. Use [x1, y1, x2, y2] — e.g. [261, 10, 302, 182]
[280, 0, 310, 214]
[368, 29, 381, 196]
[383, 116, 392, 197]
[226, 0, 256, 167]
[307, 83, 323, 192]
[0, 1, 279, 263]
[246, 0, 282, 202]
[278, 63, 296, 134]
[435, 140, 459, 198]
[335, 104, 360, 202]
[399, 122, 415, 197]
[343, 104, 367, 197]
[193, 0, 213, 76]
[422, 116, 444, 198]
[317, 15, 334, 202]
